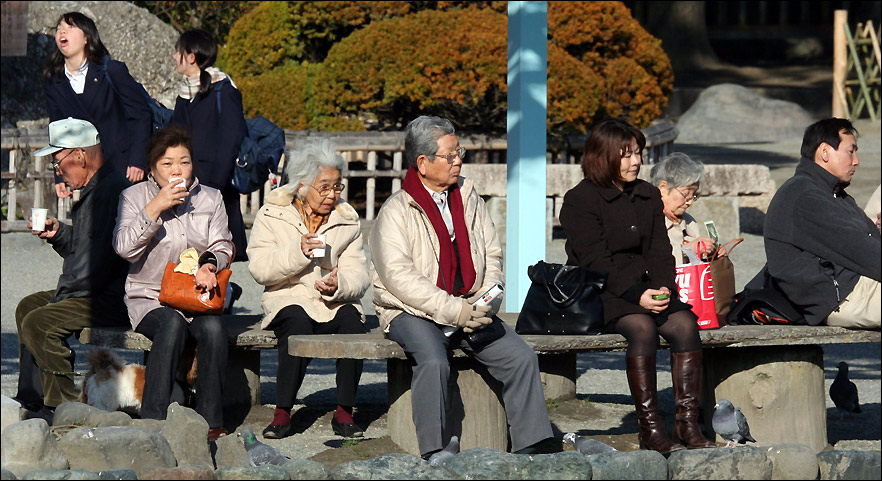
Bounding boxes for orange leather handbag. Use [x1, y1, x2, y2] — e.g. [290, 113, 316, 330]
[158, 261, 232, 315]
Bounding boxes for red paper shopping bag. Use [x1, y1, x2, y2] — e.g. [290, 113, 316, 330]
[675, 261, 719, 330]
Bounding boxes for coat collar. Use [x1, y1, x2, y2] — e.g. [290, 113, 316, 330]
[596, 179, 655, 202]
[796, 157, 849, 195]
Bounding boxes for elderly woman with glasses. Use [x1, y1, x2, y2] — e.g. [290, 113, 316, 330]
[247, 139, 370, 440]
[650, 152, 726, 263]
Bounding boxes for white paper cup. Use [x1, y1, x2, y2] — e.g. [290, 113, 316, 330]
[312, 233, 327, 258]
[31, 208, 48, 232]
[168, 177, 186, 189]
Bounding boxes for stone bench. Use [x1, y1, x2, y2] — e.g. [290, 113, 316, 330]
[287, 319, 880, 455]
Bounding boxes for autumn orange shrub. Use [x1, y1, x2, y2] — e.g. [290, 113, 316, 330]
[548, 1, 673, 127]
[313, 8, 509, 132]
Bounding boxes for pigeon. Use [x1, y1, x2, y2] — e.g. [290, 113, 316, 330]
[427, 435, 460, 467]
[830, 361, 861, 419]
[712, 399, 756, 448]
[239, 428, 291, 466]
[563, 433, 617, 454]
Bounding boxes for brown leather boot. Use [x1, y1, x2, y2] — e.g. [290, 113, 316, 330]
[626, 356, 685, 455]
[671, 350, 715, 448]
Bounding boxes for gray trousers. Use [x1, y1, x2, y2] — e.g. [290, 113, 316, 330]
[387, 313, 553, 455]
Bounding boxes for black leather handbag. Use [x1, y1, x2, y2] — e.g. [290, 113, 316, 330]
[516, 261, 607, 335]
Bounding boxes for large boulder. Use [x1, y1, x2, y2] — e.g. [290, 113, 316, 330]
[1, 1, 179, 128]
[0, 419, 69, 477]
[57, 426, 176, 478]
[676, 84, 813, 144]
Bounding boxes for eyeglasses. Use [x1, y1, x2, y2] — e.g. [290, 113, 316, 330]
[310, 183, 345, 197]
[432, 146, 466, 164]
[52, 148, 80, 172]
[675, 187, 700, 203]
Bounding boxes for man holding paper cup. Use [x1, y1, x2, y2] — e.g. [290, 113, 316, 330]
[14, 118, 130, 422]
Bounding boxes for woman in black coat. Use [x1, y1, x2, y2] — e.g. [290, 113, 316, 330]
[170, 29, 248, 263]
[559, 119, 714, 454]
[43, 11, 151, 196]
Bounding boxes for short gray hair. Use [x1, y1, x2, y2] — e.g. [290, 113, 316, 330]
[650, 152, 705, 188]
[284, 138, 347, 199]
[405, 116, 455, 169]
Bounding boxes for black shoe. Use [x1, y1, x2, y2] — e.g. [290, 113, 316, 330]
[24, 406, 55, 425]
[262, 422, 295, 439]
[331, 417, 364, 438]
[12, 396, 43, 413]
[514, 436, 562, 455]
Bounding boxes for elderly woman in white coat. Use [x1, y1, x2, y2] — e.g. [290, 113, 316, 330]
[247, 139, 369, 440]
[113, 126, 233, 441]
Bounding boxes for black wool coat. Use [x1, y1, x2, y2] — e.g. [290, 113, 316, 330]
[44, 58, 152, 174]
[171, 78, 249, 261]
[559, 178, 689, 325]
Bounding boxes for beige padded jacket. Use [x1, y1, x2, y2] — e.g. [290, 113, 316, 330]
[369, 176, 504, 333]
[247, 186, 369, 329]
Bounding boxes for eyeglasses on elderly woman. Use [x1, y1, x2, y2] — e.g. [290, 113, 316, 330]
[309, 183, 346, 197]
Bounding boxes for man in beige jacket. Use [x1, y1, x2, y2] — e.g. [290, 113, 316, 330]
[370, 115, 556, 459]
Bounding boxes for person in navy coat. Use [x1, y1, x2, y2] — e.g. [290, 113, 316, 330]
[43, 12, 151, 197]
[170, 29, 248, 263]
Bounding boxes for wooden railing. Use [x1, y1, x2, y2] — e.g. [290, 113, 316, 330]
[1, 121, 677, 232]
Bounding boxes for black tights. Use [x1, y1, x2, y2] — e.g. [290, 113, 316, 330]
[611, 310, 701, 358]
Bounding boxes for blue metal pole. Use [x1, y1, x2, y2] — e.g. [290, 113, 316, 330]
[505, 1, 547, 313]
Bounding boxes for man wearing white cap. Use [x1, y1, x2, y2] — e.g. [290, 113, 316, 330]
[14, 118, 131, 422]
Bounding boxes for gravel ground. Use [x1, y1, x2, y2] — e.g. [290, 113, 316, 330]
[3, 121, 880, 457]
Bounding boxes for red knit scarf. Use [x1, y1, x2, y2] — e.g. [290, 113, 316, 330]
[402, 167, 476, 296]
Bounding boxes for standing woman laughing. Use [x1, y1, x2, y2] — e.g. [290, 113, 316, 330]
[43, 11, 152, 196]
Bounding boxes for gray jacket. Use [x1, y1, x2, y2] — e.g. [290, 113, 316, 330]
[113, 177, 234, 329]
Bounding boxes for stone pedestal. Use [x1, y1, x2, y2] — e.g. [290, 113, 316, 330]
[538, 352, 577, 401]
[701, 345, 826, 452]
[387, 357, 509, 455]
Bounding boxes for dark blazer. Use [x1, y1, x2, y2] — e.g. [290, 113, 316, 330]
[44, 57, 152, 174]
[171, 78, 248, 261]
[559, 178, 689, 325]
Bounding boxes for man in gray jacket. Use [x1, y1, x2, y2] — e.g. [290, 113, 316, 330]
[764, 118, 880, 328]
[14, 118, 130, 421]
[370, 115, 557, 459]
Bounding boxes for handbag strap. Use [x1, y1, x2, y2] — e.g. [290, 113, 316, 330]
[713, 238, 744, 261]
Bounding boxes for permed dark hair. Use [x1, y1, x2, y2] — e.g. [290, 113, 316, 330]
[146, 125, 194, 172]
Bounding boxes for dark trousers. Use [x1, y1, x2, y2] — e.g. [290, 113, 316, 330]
[15, 290, 128, 407]
[268, 304, 365, 409]
[136, 307, 227, 427]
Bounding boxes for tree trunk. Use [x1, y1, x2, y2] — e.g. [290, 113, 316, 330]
[644, 1, 721, 73]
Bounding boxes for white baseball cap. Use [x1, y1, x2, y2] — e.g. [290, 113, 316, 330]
[34, 118, 101, 157]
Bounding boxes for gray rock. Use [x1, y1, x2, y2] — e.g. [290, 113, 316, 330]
[765, 444, 819, 480]
[128, 419, 165, 431]
[213, 431, 251, 469]
[817, 450, 882, 480]
[0, 419, 69, 477]
[443, 448, 532, 479]
[159, 403, 212, 468]
[215, 466, 290, 480]
[0, 469, 16, 480]
[668, 446, 772, 480]
[522, 451, 592, 479]
[676, 84, 813, 144]
[18, 469, 136, 480]
[587, 450, 667, 480]
[280, 459, 331, 480]
[54, 402, 132, 428]
[332, 453, 455, 480]
[57, 426, 175, 478]
[1, 396, 22, 436]
[137, 465, 216, 479]
[3, 1, 180, 128]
